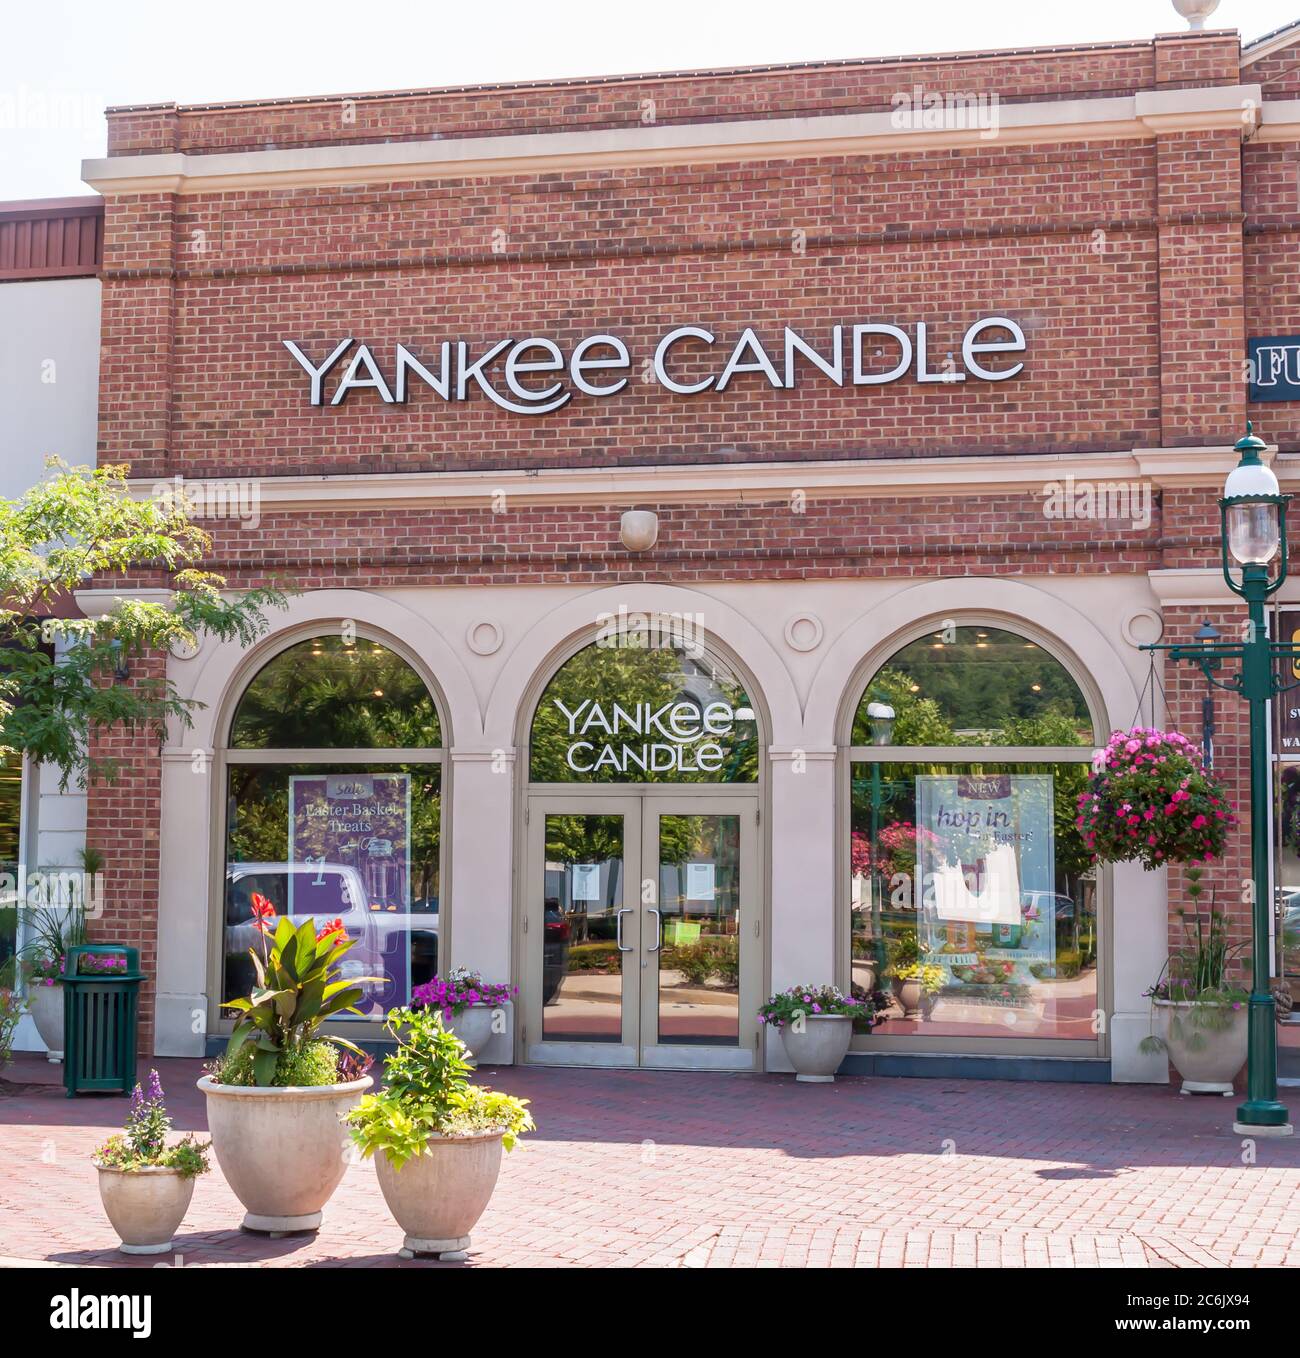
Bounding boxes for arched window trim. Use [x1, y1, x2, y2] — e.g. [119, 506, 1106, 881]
[842, 612, 1104, 764]
[521, 624, 769, 788]
[220, 625, 446, 764]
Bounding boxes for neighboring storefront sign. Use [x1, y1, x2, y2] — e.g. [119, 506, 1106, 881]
[283, 316, 1026, 414]
[1278, 609, 1300, 757]
[916, 773, 1056, 985]
[288, 772, 412, 1015]
[1249, 336, 1300, 402]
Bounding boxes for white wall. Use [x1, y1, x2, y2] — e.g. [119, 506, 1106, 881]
[0, 276, 101, 499]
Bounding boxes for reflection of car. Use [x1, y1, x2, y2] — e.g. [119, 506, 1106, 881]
[225, 864, 439, 1013]
[1020, 891, 1084, 924]
[543, 900, 570, 1005]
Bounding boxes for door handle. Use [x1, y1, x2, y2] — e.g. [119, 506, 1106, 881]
[615, 907, 634, 953]
[646, 907, 661, 953]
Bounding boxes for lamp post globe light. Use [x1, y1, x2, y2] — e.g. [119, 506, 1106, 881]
[1219, 424, 1292, 1135]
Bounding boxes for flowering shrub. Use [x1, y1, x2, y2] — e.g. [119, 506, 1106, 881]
[0, 987, 26, 1069]
[850, 821, 941, 882]
[94, 1070, 210, 1177]
[411, 966, 515, 1019]
[23, 955, 63, 985]
[1077, 727, 1236, 869]
[758, 983, 885, 1032]
[77, 952, 129, 975]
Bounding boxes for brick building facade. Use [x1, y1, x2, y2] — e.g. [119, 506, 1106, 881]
[75, 22, 1300, 1080]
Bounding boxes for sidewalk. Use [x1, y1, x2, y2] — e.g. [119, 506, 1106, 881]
[1, 1053, 1297, 1268]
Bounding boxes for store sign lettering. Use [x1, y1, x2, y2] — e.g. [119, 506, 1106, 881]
[554, 697, 751, 775]
[283, 316, 1025, 416]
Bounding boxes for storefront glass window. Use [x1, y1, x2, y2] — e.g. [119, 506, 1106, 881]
[850, 761, 1096, 1041]
[223, 636, 442, 1018]
[530, 635, 758, 783]
[852, 626, 1094, 747]
[849, 624, 1098, 1043]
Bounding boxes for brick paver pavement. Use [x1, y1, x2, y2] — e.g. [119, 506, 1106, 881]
[1, 1053, 1297, 1268]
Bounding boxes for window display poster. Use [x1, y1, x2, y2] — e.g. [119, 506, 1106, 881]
[288, 773, 412, 1017]
[686, 862, 716, 901]
[572, 863, 602, 901]
[1278, 609, 1300, 757]
[916, 774, 1056, 983]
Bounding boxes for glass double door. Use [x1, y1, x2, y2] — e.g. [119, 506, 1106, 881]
[524, 794, 759, 1069]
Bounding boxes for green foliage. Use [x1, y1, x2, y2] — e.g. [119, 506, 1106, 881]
[346, 1006, 534, 1169]
[0, 460, 290, 789]
[93, 1070, 210, 1177]
[757, 983, 871, 1027]
[0, 983, 25, 1068]
[213, 1037, 341, 1089]
[222, 911, 379, 1086]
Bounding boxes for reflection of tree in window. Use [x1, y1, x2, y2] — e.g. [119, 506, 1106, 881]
[852, 627, 1092, 747]
[231, 636, 440, 749]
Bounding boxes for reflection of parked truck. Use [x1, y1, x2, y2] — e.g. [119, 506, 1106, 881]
[225, 863, 437, 1015]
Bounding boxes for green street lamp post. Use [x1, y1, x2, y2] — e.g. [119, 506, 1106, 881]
[866, 701, 896, 979]
[1143, 424, 1294, 1135]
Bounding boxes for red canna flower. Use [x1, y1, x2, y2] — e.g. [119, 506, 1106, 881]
[316, 917, 345, 943]
[250, 893, 277, 935]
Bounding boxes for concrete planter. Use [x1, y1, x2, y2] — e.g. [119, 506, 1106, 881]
[198, 1074, 373, 1232]
[891, 976, 928, 1021]
[28, 981, 64, 1062]
[779, 1013, 854, 1083]
[1152, 998, 1247, 1095]
[444, 1004, 498, 1066]
[374, 1129, 506, 1259]
[95, 1164, 195, 1255]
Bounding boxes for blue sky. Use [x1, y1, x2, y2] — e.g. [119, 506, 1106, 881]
[1, 0, 1296, 199]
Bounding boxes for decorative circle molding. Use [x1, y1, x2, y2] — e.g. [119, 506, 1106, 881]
[466, 619, 504, 656]
[169, 635, 202, 661]
[1120, 608, 1164, 649]
[783, 613, 824, 652]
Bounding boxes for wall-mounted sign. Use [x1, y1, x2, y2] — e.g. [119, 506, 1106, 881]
[1249, 336, 1300, 402]
[553, 697, 754, 776]
[283, 316, 1025, 416]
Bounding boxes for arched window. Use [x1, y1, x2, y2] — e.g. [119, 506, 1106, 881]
[529, 633, 758, 784]
[847, 621, 1099, 1052]
[221, 633, 443, 1023]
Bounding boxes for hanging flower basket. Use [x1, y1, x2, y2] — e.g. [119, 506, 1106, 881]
[1077, 728, 1237, 870]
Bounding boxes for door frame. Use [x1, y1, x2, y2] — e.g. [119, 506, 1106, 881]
[520, 785, 763, 1070]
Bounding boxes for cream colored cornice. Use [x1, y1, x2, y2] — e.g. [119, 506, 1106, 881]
[1255, 98, 1300, 141]
[1148, 567, 1300, 608]
[124, 445, 1287, 512]
[82, 84, 1262, 195]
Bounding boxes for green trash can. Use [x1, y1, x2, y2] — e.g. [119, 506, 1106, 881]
[61, 945, 144, 1098]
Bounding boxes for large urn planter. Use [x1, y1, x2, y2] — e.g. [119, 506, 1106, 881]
[374, 1129, 507, 1259]
[95, 1164, 195, 1255]
[1152, 999, 1247, 1095]
[28, 981, 64, 1062]
[198, 1075, 372, 1232]
[444, 1005, 497, 1066]
[779, 1014, 853, 1083]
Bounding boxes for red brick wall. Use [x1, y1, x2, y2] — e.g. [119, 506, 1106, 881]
[84, 654, 166, 1054]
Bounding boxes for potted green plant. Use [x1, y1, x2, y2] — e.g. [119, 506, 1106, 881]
[93, 1070, 209, 1254]
[198, 895, 377, 1233]
[17, 868, 92, 1062]
[883, 931, 945, 1019]
[411, 966, 516, 1066]
[758, 984, 882, 1082]
[1140, 864, 1248, 1094]
[346, 1005, 533, 1259]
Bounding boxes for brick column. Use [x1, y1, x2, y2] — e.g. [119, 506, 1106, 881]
[84, 650, 166, 1054]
